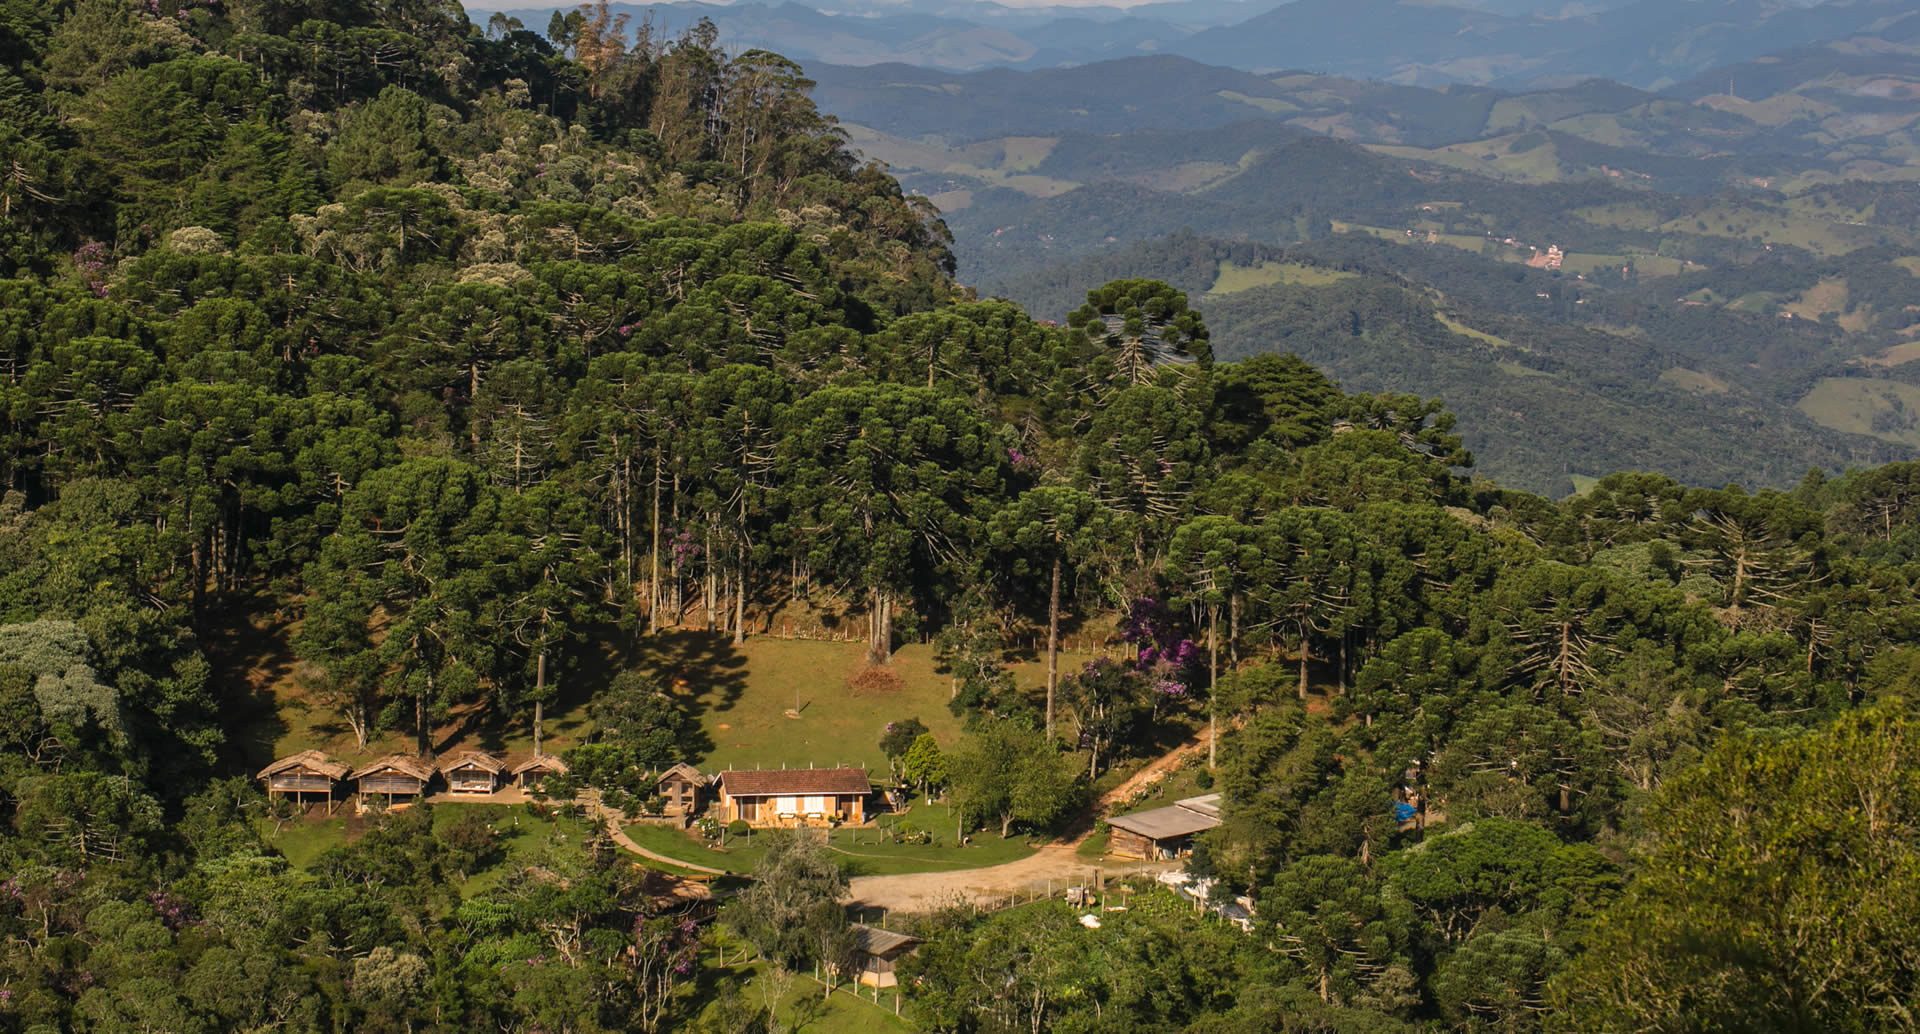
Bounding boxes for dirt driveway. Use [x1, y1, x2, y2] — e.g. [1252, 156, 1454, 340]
[845, 847, 1176, 913]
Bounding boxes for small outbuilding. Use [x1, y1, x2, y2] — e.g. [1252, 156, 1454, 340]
[352, 755, 436, 807]
[438, 750, 507, 794]
[1106, 793, 1223, 860]
[847, 924, 921, 988]
[512, 754, 570, 791]
[655, 763, 707, 815]
[715, 766, 870, 827]
[257, 751, 351, 812]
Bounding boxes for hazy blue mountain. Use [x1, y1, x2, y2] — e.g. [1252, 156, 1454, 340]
[478, 0, 1908, 84]
[810, 55, 1308, 137]
[1167, 0, 1908, 87]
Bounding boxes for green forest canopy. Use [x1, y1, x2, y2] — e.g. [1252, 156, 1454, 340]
[4, 1, 1920, 1031]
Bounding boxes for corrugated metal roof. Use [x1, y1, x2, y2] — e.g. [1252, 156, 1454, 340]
[851, 924, 921, 956]
[1106, 801, 1222, 840]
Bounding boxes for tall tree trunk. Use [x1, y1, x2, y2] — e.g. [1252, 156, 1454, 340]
[417, 679, 432, 756]
[868, 590, 893, 664]
[1208, 601, 1219, 770]
[1046, 552, 1061, 741]
[1297, 630, 1311, 701]
[1229, 592, 1239, 666]
[534, 646, 547, 757]
[649, 452, 662, 634]
[703, 523, 715, 632]
[733, 533, 747, 646]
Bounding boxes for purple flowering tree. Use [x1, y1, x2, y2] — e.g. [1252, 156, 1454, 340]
[630, 914, 702, 1033]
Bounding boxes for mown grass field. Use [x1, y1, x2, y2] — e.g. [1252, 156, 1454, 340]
[254, 625, 1099, 778]
[1796, 377, 1920, 447]
[1207, 260, 1354, 295]
[625, 801, 1039, 877]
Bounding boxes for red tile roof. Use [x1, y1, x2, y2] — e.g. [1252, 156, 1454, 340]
[717, 767, 870, 796]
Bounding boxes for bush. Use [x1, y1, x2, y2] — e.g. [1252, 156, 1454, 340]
[727, 819, 751, 838]
[439, 811, 502, 876]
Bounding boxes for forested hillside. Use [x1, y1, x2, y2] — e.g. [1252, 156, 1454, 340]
[830, 43, 1920, 491]
[5, 2, 1920, 1033]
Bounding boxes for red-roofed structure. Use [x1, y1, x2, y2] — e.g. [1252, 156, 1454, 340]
[716, 767, 869, 827]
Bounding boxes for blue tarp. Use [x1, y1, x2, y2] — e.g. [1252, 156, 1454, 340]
[1393, 801, 1418, 823]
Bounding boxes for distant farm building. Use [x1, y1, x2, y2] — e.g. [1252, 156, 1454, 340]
[715, 767, 870, 827]
[1106, 793, 1223, 860]
[352, 755, 435, 807]
[257, 751, 351, 811]
[438, 750, 507, 794]
[848, 924, 922, 988]
[656, 763, 707, 816]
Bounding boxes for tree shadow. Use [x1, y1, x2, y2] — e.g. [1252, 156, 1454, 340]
[206, 590, 297, 771]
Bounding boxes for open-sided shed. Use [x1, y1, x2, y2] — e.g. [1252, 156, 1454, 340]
[848, 924, 921, 988]
[438, 750, 507, 794]
[1106, 794, 1223, 860]
[352, 755, 435, 806]
[257, 751, 351, 811]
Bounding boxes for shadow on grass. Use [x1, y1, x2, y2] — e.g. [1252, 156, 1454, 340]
[206, 589, 297, 772]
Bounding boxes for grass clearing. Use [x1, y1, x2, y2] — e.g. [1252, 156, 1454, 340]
[261, 801, 599, 896]
[1855, 340, 1920, 368]
[695, 951, 912, 1034]
[1207, 260, 1353, 295]
[625, 802, 1039, 876]
[258, 627, 1096, 779]
[1796, 377, 1920, 446]
[1438, 314, 1520, 350]
[1217, 89, 1298, 114]
[1076, 829, 1111, 858]
[1658, 367, 1733, 393]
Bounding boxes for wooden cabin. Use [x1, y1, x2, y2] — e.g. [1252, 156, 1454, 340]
[848, 924, 921, 988]
[655, 763, 706, 816]
[438, 750, 507, 794]
[715, 767, 869, 827]
[512, 754, 569, 791]
[352, 755, 435, 807]
[1106, 793, 1222, 860]
[257, 751, 350, 812]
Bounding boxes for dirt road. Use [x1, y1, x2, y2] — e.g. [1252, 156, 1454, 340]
[844, 847, 1175, 913]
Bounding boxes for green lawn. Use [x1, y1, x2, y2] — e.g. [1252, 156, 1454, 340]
[262, 801, 599, 895]
[1076, 830, 1111, 858]
[626, 802, 1039, 876]
[693, 949, 912, 1034]
[261, 629, 1099, 779]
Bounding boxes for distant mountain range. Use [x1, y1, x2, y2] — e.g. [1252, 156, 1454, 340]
[807, 15, 1920, 494]
[477, 0, 1911, 88]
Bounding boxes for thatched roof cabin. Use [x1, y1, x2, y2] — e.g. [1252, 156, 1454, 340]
[511, 754, 569, 789]
[352, 755, 435, 802]
[438, 750, 507, 794]
[257, 751, 351, 801]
